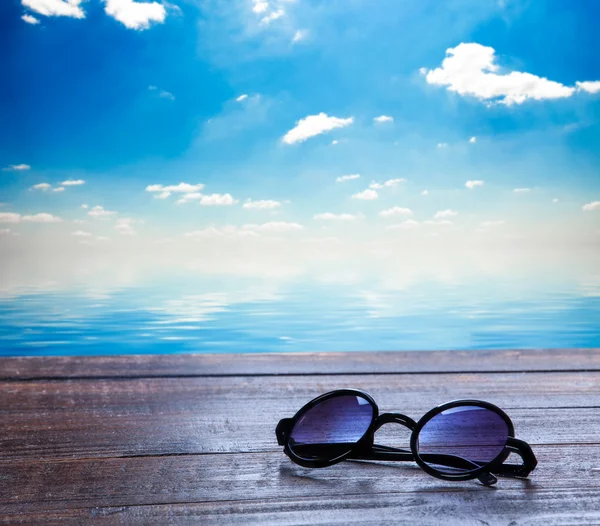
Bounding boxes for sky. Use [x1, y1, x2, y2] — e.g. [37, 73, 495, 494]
[1, 0, 600, 293]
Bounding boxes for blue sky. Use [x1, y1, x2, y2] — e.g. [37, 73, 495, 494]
[1, 0, 600, 277]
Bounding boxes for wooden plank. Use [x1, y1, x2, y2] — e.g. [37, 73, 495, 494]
[4, 489, 599, 525]
[0, 444, 598, 515]
[2, 348, 599, 378]
[1, 373, 599, 461]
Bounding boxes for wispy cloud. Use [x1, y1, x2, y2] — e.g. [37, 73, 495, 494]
[243, 199, 281, 209]
[146, 183, 205, 200]
[71, 230, 92, 237]
[88, 205, 117, 218]
[22, 0, 84, 19]
[434, 209, 458, 219]
[379, 207, 413, 217]
[31, 183, 51, 191]
[261, 8, 284, 24]
[369, 178, 405, 189]
[314, 213, 361, 221]
[480, 220, 505, 227]
[292, 29, 307, 43]
[351, 189, 378, 200]
[3, 164, 31, 172]
[469, 136, 477, 143]
[61, 179, 85, 186]
[373, 115, 394, 124]
[0, 212, 63, 223]
[336, 174, 360, 183]
[437, 143, 448, 148]
[465, 180, 484, 189]
[115, 217, 137, 235]
[422, 42, 599, 105]
[514, 188, 531, 193]
[282, 113, 354, 144]
[236, 94, 248, 102]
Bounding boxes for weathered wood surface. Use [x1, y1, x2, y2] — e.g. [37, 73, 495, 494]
[0, 349, 599, 524]
[2, 348, 599, 378]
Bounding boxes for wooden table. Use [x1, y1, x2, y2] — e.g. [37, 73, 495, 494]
[1, 349, 599, 524]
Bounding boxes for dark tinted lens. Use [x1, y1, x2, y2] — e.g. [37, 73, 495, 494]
[417, 405, 509, 474]
[289, 394, 374, 461]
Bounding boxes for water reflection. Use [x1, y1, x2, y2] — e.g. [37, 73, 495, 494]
[0, 243, 599, 355]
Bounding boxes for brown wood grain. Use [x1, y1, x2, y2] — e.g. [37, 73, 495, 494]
[1, 372, 599, 462]
[2, 348, 599, 378]
[1, 350, 599, 523]
[0, 444, 598, 515]
[3, 489, 599, 526]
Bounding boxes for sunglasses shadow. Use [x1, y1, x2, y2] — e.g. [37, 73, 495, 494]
[280, 459, 538, 493]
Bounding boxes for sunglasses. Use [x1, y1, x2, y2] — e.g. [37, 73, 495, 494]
[276, 389, 537, 486]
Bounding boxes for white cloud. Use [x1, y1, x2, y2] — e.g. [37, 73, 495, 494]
[369, 178, 405, 190]
[3, 164, 31, 171]
[292, 29, 307, 43]
[81, 204, 88, 209]
[236, 94, 248, 102]
[175, 193, 203, 204]
[0, 213, 22, 223]
[576, 81, 600, 94]
[336, 174, 360, 183]
[582, 201, 600, 212]
[22, 14, 40, 24]
[480, 220, 505, 227]
[31, 183, 51, 191]
[252, 0, 268, 14]
[465, 180, 484, 189]
[22, 213, 62, 223]
[146, 183, 205, 195]
[552, 198, 559, 203]
[387, 219, 419, 229]
[423, 43, 583, 105]
[469, 136, 477, 143]
[373, 115, 394, 124]
[282, 113, 354, 144]
[383, 178, 405, 187]
[314, 213, 361, 221]
[72, 230, 92, 237]
[53, 187, 65, 193]
[421, 190, 429, 196]
[352, 189, 378, 200]
[105, 0, 166, 30]
[379, 207, 413, 217]
[22, 0, 84, 18]
[437, 143, 448, 148]
[331, 140, 339, 145]
[261, 8, 284, 24]
[199, 193, 237, 206]
[159, 90, 174, 100]
[243, 221, 303, 232]
[88, 205, 117, 218]
[243, 199, 281, 210]
[434, 209, 458, 219]
[61, 179, 85, 186]
[513, 188, 531, 193]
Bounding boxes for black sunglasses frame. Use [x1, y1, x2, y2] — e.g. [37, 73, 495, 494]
[276, 389, 537, 486]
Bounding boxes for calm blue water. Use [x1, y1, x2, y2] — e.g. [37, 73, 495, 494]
[1, 265, 599, 355]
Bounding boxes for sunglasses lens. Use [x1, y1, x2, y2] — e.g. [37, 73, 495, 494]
[416, 405, 509, 474]
[289, 394, 374, 461]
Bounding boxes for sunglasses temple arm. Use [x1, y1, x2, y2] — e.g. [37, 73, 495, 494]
[349, 444, 495, 482]
[491, 437, 538, 478]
